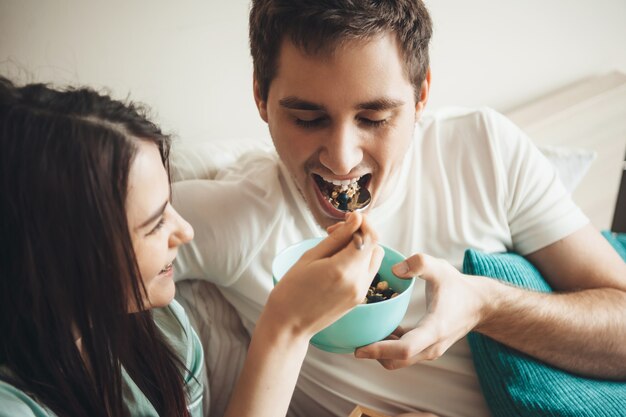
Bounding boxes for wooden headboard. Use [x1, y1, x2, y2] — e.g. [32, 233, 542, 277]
[506, 71, 626, 231]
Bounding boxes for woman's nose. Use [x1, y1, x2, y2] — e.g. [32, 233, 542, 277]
[169, 209, 194, 247]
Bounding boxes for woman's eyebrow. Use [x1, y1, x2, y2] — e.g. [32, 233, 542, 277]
[138, 200, 168, 230]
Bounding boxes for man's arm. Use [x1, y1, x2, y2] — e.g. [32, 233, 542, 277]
[482, 223, 626, 378]
[354, 224, 626, 379]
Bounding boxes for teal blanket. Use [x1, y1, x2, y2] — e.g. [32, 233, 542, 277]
[462, 232, 626, 417]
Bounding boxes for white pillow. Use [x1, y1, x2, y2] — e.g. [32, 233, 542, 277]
[170, 137, 273, 182]
[538, 145, 596, 194]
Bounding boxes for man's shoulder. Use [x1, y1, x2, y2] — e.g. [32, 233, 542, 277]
[171, 137, 277, 182]
[417, 106, 521, 151]
[214, 149, 280, 182]
[420, 106, 507, 130]
[172, 146, 283, 206]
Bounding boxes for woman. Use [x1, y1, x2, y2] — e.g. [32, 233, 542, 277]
[0, 77, 383, 417]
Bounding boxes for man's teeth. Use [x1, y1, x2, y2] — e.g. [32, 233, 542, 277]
[321, 176, 360, 187]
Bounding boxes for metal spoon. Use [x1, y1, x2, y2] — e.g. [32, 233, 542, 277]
[336, 188, 372, 250]
[335, 187, 372, 213]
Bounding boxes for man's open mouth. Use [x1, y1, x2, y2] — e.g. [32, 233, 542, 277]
[312, 173, 372, 212]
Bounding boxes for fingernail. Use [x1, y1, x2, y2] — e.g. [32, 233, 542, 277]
[355, 350, 370, 359]
[393, 261, 409, 275]
[353, 230, 364, 250]
[345, 212, 354, 222]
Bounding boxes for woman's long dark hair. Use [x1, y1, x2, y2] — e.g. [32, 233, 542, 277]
[0, 77, 189, 417]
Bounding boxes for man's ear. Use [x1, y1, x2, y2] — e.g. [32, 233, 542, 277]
[415, 68, 431, 117]
[253, 76, 269, 123]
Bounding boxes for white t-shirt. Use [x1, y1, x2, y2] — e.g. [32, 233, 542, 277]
[172, 107, 588, 417]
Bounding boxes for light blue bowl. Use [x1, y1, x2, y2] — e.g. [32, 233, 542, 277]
[272, 237, 415, 354]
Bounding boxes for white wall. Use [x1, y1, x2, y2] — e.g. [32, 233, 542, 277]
[1, 0, 625, 142]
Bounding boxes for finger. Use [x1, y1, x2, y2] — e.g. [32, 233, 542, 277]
[354, 326, 436, 360]
[347, 215, 380, 259]
[326, 211, 354, 234]
[358, 214, 379, 243]
[325, 221, 345, 235]
[355, 339, 411, 360]
[345, 212, 378, 252]
[306, 212, 363, 259]
[368, 244, 385, 276]
[323, 245, 381, 301]
[356, 329, 409, 362]
[352, 229, 364, 250]
[378, 357, 413, 370]
[377, 340, 446, 370]
[392, 253, 434, 280]
[329, 222, 380, 275]
[391, 326, 407, 338]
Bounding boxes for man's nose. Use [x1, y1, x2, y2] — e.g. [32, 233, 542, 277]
[319, 122, 363, 176]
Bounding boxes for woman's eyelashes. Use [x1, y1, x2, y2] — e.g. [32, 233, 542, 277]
[147, 217, 166, 236]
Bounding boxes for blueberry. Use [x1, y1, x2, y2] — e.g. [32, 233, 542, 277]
[367, 295, 385, 304]
[337, 192, 350, 211]
[337, 192, 349, 203]
[382, 289, 395, 298]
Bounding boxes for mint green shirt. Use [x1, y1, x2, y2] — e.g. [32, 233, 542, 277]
[0, 300, 204, 417]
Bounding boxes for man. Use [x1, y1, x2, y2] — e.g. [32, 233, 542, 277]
[173, 1, 626, 416]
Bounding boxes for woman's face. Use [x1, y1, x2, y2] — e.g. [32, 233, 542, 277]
[125, 141, 194, 309]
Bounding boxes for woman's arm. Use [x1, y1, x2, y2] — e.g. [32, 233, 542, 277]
[224, 212, 383, 417]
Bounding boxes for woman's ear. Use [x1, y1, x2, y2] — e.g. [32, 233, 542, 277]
[253, 76, 269, 123]
[415, 68, 431, 118]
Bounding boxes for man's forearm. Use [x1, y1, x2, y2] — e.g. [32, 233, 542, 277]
[474, 277, 626, 379]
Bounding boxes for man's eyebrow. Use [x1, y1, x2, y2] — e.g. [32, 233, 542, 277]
[138, 200, 168, 230]
[278, 96, 404, 112]
[357, 98, 405, 111]
[279, 96, 326, 111]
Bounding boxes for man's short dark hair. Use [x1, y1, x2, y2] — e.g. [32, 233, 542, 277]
[249, 0, 433, 101]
